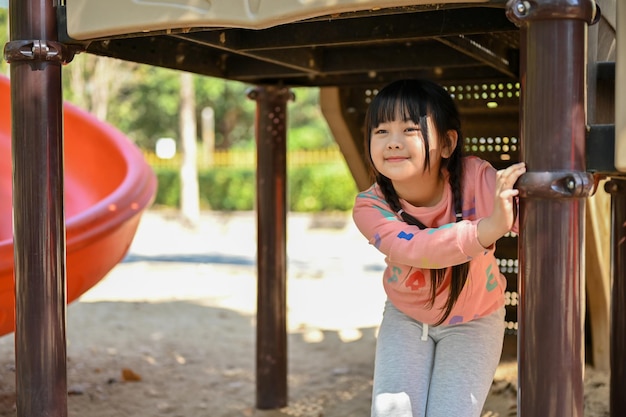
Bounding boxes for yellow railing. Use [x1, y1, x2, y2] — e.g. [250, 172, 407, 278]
[143, 148, 346, 170]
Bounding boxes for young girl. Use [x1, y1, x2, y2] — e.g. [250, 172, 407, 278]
[352, 79, 525, 417]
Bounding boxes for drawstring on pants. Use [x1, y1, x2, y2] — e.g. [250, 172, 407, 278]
[421, 323, 429, 341]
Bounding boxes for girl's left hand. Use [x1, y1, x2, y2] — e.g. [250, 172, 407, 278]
[477, 162, 526, 248]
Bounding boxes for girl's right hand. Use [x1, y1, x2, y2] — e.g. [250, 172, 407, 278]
[477, 162, 526, 248]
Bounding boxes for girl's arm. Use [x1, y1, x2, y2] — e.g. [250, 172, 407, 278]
[352, 189, 488, 269]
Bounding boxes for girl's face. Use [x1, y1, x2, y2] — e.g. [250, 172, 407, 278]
[370, 115, 447, 186]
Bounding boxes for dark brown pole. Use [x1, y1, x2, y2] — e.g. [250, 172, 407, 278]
[611, 3, 626, 414]
[4, 0, 71, 415]
[605, 180, 626, 417]
[248, 85, 293, 410]
[506, 1, 597, 416]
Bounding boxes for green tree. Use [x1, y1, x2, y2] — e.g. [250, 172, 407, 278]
[62, 54, 136, 122]
[108, 64, 182, 149]
[195, 77, 256, 150]
[0, 9, 8, 76]
[288, 87, 335, 150]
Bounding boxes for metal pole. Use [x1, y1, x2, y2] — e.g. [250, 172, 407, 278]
[248, 85, 293, 410]
[605, 179, 626, 416]
[609, 3, 626, 413]
[506, 1, 597, 416]
[4, 0, 71, 415]
[614, 0, 626, 171]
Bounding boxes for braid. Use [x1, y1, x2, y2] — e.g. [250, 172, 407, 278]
[448, 149, 464, 218]
[434, 149, 470, 326]
[377, 174, 402, 212]
[376, 174, 427, 229]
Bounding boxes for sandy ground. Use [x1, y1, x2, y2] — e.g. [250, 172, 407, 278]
[0, 210, 610, 416]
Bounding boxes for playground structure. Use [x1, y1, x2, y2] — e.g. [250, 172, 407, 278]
[0, 74, 157, 337]
[3, 0, 624, 416]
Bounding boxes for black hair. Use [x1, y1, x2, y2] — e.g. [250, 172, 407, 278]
[364, 79, 469, 326]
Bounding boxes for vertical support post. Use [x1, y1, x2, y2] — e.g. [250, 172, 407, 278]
[506, 1, 597, 416]
[611, 4, 626, 414]
[248, 85, 293, 410]
[584, 1, 614, 373]
[614, 0, 626, 171]
[605, 180, 626, 417]
[4, 0, 70, 416]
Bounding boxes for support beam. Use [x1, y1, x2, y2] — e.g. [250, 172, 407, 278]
[506, 1, 597, 416]
[5, 0, 70, 415]
[320, 87, 370, 191]
[585, 2, 616, 373]
[615, 0, 626, 170]
[604, 179, 626, 416]
[610, 1, 626, 413]
[248, 85, 293, 410]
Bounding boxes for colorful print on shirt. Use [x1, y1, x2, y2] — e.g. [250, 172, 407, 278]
[485, 264, 498, 292]
[405, 269, 427, 291]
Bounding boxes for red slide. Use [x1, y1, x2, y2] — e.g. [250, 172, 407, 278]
[0, 75, 157, 336]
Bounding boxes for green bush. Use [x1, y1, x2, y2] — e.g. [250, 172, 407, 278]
[199, 168, 256, 210]
[152, 163, 358, 212]
[289, 164, 358, 211]
[153, 168, 180, 207]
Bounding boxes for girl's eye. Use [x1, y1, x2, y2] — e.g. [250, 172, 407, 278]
[406, 126, 421, 133]
[373, 128, 387, 135]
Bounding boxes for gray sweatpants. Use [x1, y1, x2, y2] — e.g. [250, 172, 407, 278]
[371, 300, 505, 417]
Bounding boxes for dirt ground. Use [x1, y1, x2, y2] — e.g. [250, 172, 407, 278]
[0, 210, 610, 416]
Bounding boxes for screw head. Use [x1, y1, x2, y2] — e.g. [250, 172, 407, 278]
[516, 1, 530, 16]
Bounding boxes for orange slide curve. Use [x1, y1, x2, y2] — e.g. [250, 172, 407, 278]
[0, 75, 157, 337]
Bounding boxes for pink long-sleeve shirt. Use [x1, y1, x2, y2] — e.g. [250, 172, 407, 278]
[352, 156, 514, 326]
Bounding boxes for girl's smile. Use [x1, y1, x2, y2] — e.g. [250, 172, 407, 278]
[384, 155, 410, 163]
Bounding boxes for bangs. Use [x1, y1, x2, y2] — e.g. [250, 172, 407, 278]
[369, 84, 429, 127]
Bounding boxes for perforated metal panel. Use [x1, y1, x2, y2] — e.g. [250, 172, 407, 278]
[444, 81, 520, 335]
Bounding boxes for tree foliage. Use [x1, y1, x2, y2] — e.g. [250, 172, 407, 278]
[0, 9, 7, 76]
[61, 57, 333, 152]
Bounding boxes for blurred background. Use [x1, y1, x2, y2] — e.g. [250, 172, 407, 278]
[0, 8, 357, 220]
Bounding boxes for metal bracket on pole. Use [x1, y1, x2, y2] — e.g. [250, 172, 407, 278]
[4, 40, 77, 65]
[506, 0, 599, 25]
[517, 171, 596, 199]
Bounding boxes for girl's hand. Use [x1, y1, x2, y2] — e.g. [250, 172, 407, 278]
[477, 162, 526, 248]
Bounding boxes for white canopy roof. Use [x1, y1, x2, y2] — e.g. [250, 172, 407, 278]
[65, 0, 488, 40]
